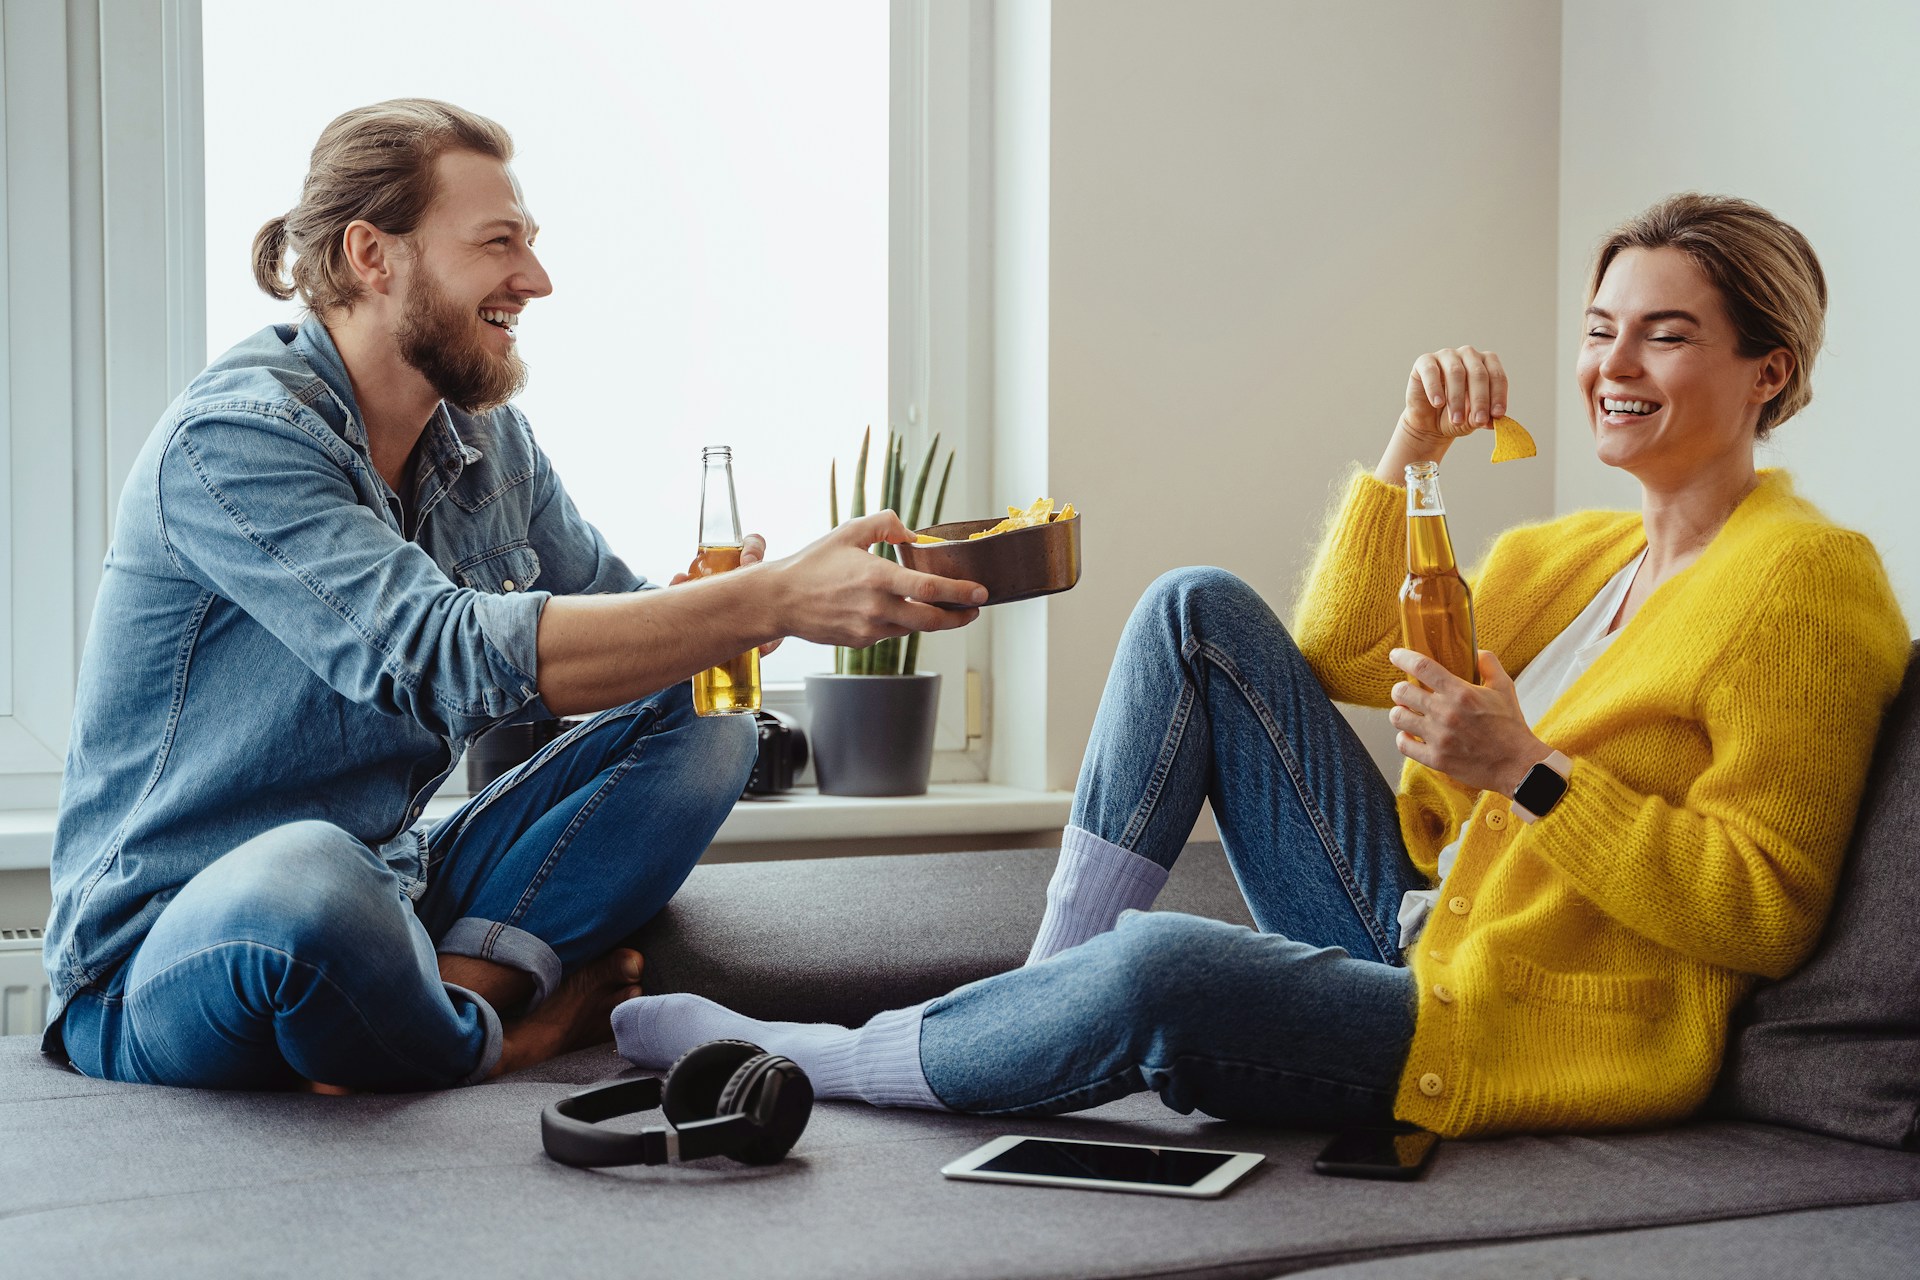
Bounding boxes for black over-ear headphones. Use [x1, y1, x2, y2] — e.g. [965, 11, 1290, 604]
[541, 1039, 813, 1168]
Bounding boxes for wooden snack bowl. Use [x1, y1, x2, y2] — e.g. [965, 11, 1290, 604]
[897, 514, 1082, 608]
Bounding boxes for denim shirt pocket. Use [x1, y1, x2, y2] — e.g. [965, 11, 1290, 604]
[454, 542, 543, 595]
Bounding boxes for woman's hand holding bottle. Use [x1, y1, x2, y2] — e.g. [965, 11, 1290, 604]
[1388, 647, 1550, 796]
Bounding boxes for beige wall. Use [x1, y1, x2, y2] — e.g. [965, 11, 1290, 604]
[1555, 0, 1920, 630]
[1033, 0, 1563, 792]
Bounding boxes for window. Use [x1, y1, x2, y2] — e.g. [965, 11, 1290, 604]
[0, 0, 994, 807]
[203, 0, 890, 688]
[199, 0, 991, 772]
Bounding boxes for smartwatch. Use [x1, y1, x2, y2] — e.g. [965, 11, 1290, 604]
[1510, 750, 1572, 824]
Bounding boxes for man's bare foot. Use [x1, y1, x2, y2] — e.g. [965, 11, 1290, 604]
[491, 948, 643, 1078]
[297, 1079, 354, 1096]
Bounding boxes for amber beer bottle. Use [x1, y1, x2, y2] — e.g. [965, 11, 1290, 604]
[1399, 460, 1480, 686]
[689, 446, 762, 716]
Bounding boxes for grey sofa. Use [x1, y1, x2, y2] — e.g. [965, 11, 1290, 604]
[3, 644, 1916, 1278]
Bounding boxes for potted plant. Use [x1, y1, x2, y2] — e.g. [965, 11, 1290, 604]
[804, 426, 954, 796]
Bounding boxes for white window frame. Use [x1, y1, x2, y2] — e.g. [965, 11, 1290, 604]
[0, 0, 203, 811]
[2, 0, 1004, 804]
[0, 2, 78, 806]
[750, 0, 1000, 786]
[774, 0, 996, 784]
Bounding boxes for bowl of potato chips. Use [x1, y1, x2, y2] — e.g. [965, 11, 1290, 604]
[899, 498, 1082, 607]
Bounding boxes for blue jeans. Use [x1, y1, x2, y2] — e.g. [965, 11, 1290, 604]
[59, 686, 755, 1091]
[921, 567, 1426, 1125]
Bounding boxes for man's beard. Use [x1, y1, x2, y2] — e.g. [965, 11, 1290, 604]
[394, 264, 527, 413]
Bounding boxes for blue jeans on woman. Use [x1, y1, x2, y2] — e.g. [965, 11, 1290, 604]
[59, 685, 755, 1091]
[920, 567, 1426, 1125]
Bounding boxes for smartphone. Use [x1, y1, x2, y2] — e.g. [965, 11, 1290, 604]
[1312, 1126, 1440, 1180]
[941, 1135, 1264, 1198]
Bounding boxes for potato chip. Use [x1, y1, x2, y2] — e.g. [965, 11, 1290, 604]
[968, 497, 1057, 540]
[1490, 416, 1537, 463]
[911, 499, 1077, 544]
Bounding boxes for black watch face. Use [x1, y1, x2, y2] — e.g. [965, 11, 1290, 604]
[1515, 764, 1568, 815]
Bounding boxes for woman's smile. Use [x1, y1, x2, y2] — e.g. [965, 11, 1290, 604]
[1597, 395, 1662, 426]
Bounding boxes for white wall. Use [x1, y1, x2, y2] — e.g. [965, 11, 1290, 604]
[1035, 0, 1563, 791]
[1556, 0, 1920, 630]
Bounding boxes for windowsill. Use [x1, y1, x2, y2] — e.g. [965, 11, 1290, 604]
[0, 784, 1073, 872]
[707, 783, 1069, 844]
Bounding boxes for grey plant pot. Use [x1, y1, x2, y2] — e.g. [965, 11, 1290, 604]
[804, 672, 942, 797]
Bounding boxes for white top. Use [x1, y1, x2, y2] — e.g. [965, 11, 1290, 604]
[1396, 550, 1647, 949]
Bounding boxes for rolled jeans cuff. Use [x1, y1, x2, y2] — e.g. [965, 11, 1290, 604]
[444, 982, 506, 1086]
[438, 917, 565, 1013]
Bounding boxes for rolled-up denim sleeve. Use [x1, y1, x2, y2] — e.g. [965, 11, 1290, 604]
[516, 408, 650, 596]
[158, 406, 545, 741]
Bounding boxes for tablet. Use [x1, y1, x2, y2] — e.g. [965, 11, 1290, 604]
[940, 1134, 1264, 1198]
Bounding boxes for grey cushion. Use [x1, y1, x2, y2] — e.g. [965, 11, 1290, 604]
[5, 1033, 1918, 1279]
[628, 841, 1256, 1026]
[1712, 642, 1920, 1149]
[1283, 1200, 1920, 1280]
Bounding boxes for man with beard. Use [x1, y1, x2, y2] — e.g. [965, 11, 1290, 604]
[40, 100, 984, 1092]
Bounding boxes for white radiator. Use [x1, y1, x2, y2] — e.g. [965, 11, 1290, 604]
[0, 926, 50, 1037]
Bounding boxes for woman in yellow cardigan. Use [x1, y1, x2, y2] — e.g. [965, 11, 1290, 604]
[613, 194, 1909, 1137]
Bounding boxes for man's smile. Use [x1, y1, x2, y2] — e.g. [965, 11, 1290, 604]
[480, 306, 520, 339]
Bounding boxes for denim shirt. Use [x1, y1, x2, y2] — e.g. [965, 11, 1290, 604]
[42, 317, 645, 1039]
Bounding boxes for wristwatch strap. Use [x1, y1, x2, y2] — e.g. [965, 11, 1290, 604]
[1510, 749, 1572, 824]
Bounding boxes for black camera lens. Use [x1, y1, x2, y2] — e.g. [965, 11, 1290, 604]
[465, 719, 564, 793]
[744, 710, 808, 796]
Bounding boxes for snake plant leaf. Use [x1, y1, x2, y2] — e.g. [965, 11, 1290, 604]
[892, 440, 905, 523]
[930, 451, 954, 525]
[877, 428, 899, 563]
[851, 425, 869, 521]
[905, 433, 941, 529]
[881, 428, 897, 510]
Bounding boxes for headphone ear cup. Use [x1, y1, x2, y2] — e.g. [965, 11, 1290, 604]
[661, 1039, 763, 1127]
[716, 1054, 814, 1166]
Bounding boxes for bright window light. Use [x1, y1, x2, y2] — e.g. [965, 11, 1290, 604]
[202, 0, 888, 684]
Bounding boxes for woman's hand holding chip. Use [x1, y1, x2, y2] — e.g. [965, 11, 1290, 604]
[1375, 346, 1510, 486]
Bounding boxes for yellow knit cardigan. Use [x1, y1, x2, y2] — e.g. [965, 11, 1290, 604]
[1291, 468, 1908, 1138]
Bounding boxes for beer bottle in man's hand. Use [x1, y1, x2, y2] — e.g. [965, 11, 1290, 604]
[690, 446, 763, 716]
[1399, 460, 1479, 686]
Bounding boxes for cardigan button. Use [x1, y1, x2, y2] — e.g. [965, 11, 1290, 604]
[1419, 1072, 1444, 1097]
[1485, 809, 1508, 830]
[1433, 984, 1454, 1004]
[1428, 948, 1446, 962]
[1448, 896, 1471, 916]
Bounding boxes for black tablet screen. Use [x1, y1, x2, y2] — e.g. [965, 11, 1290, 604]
[978, 1139, 1233, 1187]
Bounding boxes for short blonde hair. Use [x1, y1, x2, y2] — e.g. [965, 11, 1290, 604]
[1589, 194, 1826, 437]
[253, 99, 514, 315]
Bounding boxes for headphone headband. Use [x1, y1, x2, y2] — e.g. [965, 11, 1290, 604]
[540, 1042, 811, 1169]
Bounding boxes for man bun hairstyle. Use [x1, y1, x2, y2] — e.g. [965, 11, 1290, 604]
[1589, 193, 1827, 438]
[252, 98, 514, 315]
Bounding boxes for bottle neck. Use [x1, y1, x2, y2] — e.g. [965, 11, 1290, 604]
[699, 447, 742, 547]
[1404, 460, 1446, 517]
[1404, 461, 1459, 575]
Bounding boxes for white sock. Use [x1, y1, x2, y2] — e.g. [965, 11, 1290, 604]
[610, 993, 945, 1110]
[1024, 825, 1170, 966]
